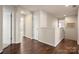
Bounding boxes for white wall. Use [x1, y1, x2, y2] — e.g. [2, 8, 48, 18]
[0, 6, 16, 51]
[33, 11, 40, 40]
[0, 6, 3, 52]
[2, 6, 16, 49]
[65, 16, 77, 41]
[20, 15, 25, 42]
[33, 11, 48, 40]
[40, 11, 47, 27]
[15, 12, 21, 43]
[15, 7, 25, 43]
[38, 28, 55, 46]
[3, 6, 12, 48]
[54, 19, 65, 46]
[14, 7, 33, 43]
[24, 13, 32, 39]
[59, 19, 65, 40]
[38, 11, 55, 46]
[76, 8, 79, 45]
[54, 19, 60, 46]
[12, 7, 16, 43]
[33, 10, 62, 47]
[39, 11, 64, 47]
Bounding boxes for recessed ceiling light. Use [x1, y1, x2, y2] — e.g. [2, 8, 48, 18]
[21, 10, 25, 14]
[64, 15, 66, 16]
[65, 5, 69, 7]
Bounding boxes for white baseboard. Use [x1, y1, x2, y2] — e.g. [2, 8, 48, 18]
[54, 39, 64, 47]
[37, 39, 55, 47]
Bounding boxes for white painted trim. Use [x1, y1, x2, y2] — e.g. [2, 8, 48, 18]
[37, 39, 55, 47]
[54, 39, 63, 47]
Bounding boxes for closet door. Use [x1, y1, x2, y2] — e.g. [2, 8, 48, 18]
[3, 7, 12, 49]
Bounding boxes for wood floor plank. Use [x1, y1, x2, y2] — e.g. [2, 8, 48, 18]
[2, 37, 78, 54]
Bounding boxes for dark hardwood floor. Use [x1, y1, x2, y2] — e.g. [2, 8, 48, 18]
[1, 37, 78, 54]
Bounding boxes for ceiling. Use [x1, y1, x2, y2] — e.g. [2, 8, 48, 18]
[20, 5, 78, 18]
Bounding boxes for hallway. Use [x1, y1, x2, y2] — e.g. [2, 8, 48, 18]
[2, 37, 77, 54]
[0, 5, 79, 54]
[0, 0, 79, 58]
